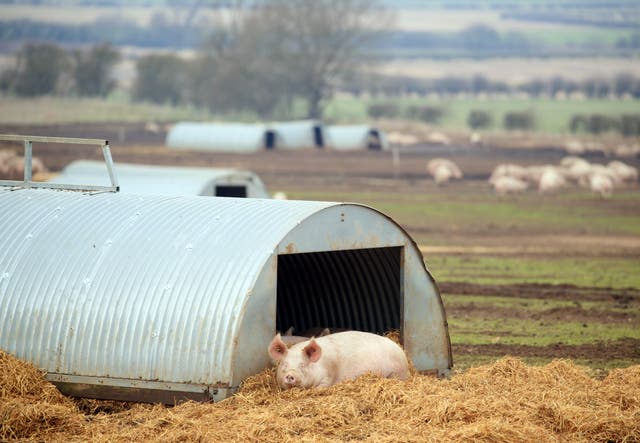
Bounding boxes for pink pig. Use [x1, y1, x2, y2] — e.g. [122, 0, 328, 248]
[268, 330, 410, 389]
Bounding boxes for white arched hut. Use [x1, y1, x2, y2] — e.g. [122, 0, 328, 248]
[0, 136, 451, 405]
[166, 120, 325, 152]
[49, 160, 271, 199]
[166, 122, 269, 153]
[269, 119, 325, 149]
[326, 125, 389, 151]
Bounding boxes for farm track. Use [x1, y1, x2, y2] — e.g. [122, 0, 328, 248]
[440, 282, 640, 304]
[453, 338, 640, 361]
[420, 238, 640, 257]
[446, 302, 639, 324]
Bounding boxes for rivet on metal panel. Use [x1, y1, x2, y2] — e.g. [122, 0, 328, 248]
[340, 212, 345, 222]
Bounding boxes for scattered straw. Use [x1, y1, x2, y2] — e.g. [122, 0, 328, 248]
[1, 349, 638, 442]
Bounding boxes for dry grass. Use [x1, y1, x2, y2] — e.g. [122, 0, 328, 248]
[1, 349, 639, 442]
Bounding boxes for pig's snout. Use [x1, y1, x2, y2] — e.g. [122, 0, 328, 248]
[281, 371, 300, 389]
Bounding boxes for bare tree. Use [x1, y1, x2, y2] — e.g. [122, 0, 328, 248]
[199, 0, 390, 119]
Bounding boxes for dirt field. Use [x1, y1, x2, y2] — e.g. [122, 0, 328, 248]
[1, 122, 639, 370]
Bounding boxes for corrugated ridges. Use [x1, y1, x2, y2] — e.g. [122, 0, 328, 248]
[0, 189, 332, 384]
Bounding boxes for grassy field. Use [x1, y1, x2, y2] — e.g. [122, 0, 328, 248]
[1, 95, 638, 136]
[287, 188, 640, 238]
[0, 96, 216, 125]
[327, 96, 640, 133]
[427, 255, 640, 289]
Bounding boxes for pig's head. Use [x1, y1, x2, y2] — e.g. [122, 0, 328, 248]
[268, 333, 322, 390]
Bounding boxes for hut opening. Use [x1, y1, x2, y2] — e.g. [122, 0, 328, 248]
[314, 125, 325, 148]
[215, 185, 248, 198]
[367, 129, 383, 150]
[265, 130, 277, 149]
[276, 246, 402, 335]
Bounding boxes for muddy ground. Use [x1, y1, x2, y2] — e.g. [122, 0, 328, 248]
[2, 122, 639, 366]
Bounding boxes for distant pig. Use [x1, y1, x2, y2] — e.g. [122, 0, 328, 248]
[267, 331, 410, 389]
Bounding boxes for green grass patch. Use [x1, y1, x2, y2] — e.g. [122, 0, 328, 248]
[0, 95, 216, 125]
[1, 95, 639, 137]
[447, 316, 639, 346]
[427, 255, 640, 289]
[523, 28, 634, 47]
[326, 96, 640, 135]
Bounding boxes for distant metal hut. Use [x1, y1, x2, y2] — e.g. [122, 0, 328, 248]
[0, 135, 451, 405]
[166, 122, 269, 153]
[270, 120, 325, 149]
[49, 160, 271, 198]
[166, 120, 326, 152]
[326, 125, 389, 151]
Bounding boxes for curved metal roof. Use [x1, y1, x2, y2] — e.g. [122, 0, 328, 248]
[326, 125, 389, 151]
[48, 160, 271, 198]
[166, 122, 268, 153]
[270, 120, 323, 149]
[166, 120, 324, 152]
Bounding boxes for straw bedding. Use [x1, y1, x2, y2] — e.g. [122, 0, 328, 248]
[1, 349, 638, 442]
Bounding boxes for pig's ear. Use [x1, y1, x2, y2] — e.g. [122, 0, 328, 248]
[284, 326, 294, 336]
[268, 333, 288, 362]
[303, 338, 322, 363]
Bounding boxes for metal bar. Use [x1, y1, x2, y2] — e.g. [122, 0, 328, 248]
[52, 381, 219, 405]
[0, 134, 107, 146]
[23, 140, 32, 187]
[101, 142, 119, 189]
[46, 373, 218, 393]
[0, 133, 119, 193]
[0, 180, 118, 193]
[45, 373, 235, 404]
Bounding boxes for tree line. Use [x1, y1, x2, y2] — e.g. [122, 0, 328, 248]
[353, 73, 640, 99]
[0, 0, 384, 120]
[0, 43, 120, 97]
[2, 16, 638, 58]
[0, 14, 206, 49]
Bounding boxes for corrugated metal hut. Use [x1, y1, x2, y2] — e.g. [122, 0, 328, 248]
[166, 122, 269, 153]
[166, 120, 326, 152]
[0, 189, 451, 405]
[48, 160, 271, 198]
[270, 120, 324, 149]
[326, 125, 389, 151]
